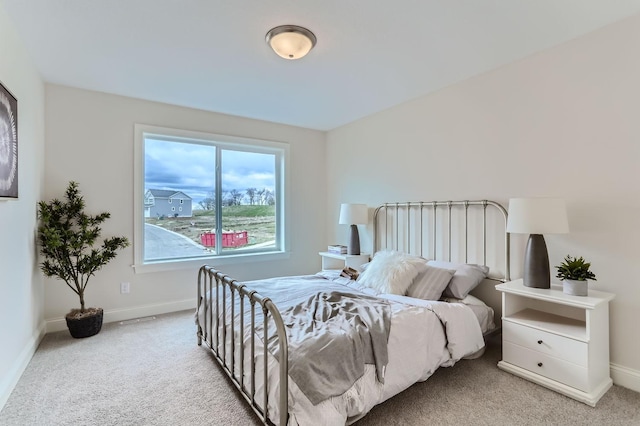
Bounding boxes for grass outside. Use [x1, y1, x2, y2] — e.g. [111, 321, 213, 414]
[145, 205, 276, 247]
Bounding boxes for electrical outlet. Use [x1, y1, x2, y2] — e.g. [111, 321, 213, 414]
[120, 282, 130, 294]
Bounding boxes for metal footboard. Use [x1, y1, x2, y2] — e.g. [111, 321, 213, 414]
[197, 265, 289, 425]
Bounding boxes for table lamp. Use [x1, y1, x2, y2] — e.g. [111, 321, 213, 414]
[339, 203, 368, 255]
[506, 198, 569, 288]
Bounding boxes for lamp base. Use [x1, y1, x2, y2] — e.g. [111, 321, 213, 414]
[348, 224, 361, 255]
[523, 234, 550, 289]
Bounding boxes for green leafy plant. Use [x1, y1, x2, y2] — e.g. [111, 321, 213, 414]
[37, 181, 130, 313]
[555, 255, 597, 282]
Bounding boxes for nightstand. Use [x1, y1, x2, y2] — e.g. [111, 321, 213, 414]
[495, 279, 615, 406]
[319, 251, 369, 271]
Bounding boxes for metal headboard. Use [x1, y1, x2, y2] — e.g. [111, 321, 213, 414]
[373, 200, 510, 281]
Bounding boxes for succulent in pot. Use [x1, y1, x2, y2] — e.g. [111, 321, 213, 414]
[555, 255, 597, 296]
[37, 181, 129, 338]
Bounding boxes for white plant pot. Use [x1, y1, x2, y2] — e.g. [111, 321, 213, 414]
[563, 279, 588, 296]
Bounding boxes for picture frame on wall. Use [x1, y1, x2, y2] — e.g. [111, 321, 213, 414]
[0, 79, 18, 200]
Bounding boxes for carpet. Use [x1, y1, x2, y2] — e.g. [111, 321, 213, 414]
[1, 310, 638, 425]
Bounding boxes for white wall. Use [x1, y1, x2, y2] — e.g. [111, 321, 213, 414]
[326, 14, 640, 390]
[0, 4, 46, 409]
[44, 85, 326, 328]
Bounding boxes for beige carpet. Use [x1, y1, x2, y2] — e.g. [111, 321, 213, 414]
[1, 310, 638, 425]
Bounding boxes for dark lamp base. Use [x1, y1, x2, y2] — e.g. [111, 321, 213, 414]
[523, 234, 550, 289]
[347, 224, 361, 255]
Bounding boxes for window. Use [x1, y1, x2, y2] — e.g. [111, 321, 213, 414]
[134, 125, 288, 271]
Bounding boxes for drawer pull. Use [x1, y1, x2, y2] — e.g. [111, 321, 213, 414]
[537, 362, 543, 367]
[537, 340, 543, 345]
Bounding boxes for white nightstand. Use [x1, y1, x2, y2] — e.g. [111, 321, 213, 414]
[319, 251, 369, 271]
[495, 279, 615, 406]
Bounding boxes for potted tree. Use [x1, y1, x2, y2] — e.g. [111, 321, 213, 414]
[37, 181, 129, 338]
[554, 255, 597, 296]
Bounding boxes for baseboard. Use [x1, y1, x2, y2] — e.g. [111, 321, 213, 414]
[611, 362, 640, 393]
[45, 299, 197, 333]
[0, 322, 46, 412]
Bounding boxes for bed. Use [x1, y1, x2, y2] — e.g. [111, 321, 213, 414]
[196, 200, 511, 425]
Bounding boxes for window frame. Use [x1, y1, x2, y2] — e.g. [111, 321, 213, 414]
[133, 124, 290, 273]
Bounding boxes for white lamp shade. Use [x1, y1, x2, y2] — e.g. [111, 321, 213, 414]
[339, 203, 368, 225]
[506, 198, 569, 234]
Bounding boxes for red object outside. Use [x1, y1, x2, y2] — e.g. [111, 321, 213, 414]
[200, 231, 248, 248]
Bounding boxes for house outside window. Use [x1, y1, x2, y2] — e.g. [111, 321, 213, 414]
[134, 124, 288, 271]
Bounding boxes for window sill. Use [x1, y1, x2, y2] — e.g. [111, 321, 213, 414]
[132, 250, 290, 274]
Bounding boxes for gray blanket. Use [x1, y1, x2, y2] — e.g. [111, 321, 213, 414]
[245, 276, 391, 405]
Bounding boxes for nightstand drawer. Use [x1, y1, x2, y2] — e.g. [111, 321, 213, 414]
[503, 341, 588, 391]
[503, 321, 588, 367]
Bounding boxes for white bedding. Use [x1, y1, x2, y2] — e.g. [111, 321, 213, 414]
[326, 270, 496, 334]
[197, 274, 487, 425]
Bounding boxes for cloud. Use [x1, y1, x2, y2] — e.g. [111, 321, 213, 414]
[145, 138, 275, 203]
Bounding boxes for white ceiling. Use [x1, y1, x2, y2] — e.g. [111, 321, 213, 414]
[3, 1, 640, 131]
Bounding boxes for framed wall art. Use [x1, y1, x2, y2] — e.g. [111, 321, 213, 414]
[0, 79, 18, 199]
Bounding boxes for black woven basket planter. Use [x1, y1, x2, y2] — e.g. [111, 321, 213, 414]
[65, 308, 104, 338]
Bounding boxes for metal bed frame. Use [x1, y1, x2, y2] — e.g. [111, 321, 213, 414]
[196, 199, 510, 425]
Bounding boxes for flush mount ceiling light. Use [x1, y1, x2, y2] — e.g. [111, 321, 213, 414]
[265, 25, 317, 60]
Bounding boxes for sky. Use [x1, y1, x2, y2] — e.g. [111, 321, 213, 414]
[144, 138, 275, 204]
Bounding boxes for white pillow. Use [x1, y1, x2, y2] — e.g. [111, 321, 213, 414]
[357, 250, 426, 295]
[406, 265, 456, 301]
[427, 260, 489, 299]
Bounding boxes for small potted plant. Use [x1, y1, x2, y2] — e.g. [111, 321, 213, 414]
[554, 255, 597, 296]
[37, 181, 129, 338]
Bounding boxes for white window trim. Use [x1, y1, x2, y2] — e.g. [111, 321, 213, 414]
[133, 124, 290, 273]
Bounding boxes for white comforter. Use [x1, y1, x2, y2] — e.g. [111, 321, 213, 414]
[197, 273, 485, 425]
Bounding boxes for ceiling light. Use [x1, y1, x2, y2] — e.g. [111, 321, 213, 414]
[265, 25, 317, 60]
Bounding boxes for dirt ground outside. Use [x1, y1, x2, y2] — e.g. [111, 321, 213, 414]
[145, 205, 276, 248]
